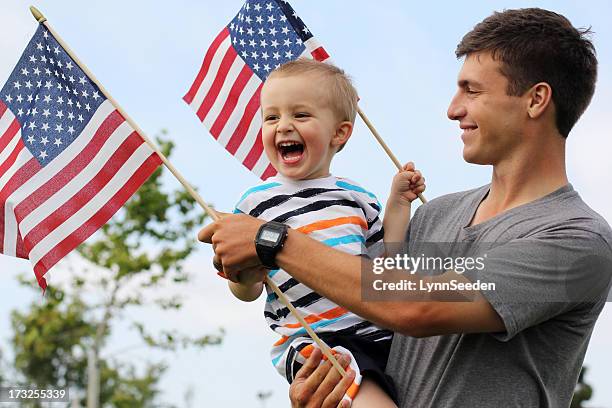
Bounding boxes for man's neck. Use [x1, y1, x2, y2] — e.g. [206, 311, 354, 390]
[471, 138, 568, 226]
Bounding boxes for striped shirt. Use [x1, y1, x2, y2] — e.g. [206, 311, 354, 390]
[234, 174, 392, 378]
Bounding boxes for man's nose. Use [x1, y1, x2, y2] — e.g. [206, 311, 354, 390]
[447, 92, 467, 121]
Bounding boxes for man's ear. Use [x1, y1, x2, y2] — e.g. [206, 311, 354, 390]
[526, 82, 553, 119]
[332, 121, 353, 148]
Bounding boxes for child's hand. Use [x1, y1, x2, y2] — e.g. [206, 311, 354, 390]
[390, 162, 425, 206]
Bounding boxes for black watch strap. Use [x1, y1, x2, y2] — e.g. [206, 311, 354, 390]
[255, 221, 288, 269]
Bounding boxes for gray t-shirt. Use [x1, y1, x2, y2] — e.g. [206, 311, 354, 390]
[386, 184, 612, 408]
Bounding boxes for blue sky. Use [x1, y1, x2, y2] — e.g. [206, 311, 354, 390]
[1, 1, 611, 406]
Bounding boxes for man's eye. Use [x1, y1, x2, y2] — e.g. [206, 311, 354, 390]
[466, 88, 479, 94]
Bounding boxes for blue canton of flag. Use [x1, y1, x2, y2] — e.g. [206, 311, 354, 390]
[184, 0, 329, 180]
[1, 25, 105, 165]
[0, 24, 161, 290]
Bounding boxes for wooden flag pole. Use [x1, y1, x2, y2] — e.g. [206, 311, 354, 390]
[29, 6, 348, 379]
[357, 107, 427, 204]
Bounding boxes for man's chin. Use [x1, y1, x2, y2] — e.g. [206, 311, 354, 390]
[463, 150, 492, 165]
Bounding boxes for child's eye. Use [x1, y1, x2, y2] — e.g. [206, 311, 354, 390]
[295, 112, 310, 118]
[265, 115, 279, 121]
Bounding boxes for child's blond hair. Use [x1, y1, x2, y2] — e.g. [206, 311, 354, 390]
[266, 59, 358, 152]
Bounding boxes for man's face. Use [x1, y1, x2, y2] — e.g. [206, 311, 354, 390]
[447, 52, 527, 165]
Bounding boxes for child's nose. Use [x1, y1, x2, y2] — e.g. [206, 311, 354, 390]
[276, 117, 294, 133]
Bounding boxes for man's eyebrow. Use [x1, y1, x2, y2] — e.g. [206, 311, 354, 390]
[458, 79, 484, 88]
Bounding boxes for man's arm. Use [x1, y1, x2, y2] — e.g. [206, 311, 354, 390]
[199, 214, 504, 337]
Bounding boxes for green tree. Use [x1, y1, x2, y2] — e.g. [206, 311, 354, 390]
[9, 133, 222, 407]
[571, 366, 593, 408]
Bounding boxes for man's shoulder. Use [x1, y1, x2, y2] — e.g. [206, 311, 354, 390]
[415, 185, 488, 218]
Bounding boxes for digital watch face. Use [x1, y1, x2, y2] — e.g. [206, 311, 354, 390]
[260, 229, 281, 244]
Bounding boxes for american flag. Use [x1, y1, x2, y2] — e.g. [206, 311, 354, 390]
[0, 25, 162, 290]
[184, 0, 330, 180]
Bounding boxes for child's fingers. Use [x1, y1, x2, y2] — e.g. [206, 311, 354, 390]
[402, 161, 415, 172]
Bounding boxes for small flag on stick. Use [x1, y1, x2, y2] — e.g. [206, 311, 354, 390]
[183, 0, 330, 180]
[0, 23, 162, 290]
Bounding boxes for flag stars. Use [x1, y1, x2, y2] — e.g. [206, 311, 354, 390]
[57, 96, 64, 105]
[67, 126, 75, 135]
[25, 80, 33, 89]
[249, 39, 256, 47]
[85, 103, 91, 112]
[82, 89, 89, 98]
[54, 138, 63, 147]
[39, 150, 48, 160]
[56, 110, 64, 119]
[40, 55, 47, 63]
[92, 91, 100, 101]
[21, 68, 29, 76]
[269, 27, 277, 36]
[258, 28, 266, 36]
[43, 95, 52, 104]
[267, 15, 276, 23]
[42, 108, 51, 118]
[66, 61, 73, 70]
[27, 135, 35, 144]
[13, 81, 21, 90]
[41, 123, 50, 131]
[78, 114, 84, 123]
[253, 63, 260, 71]
[270, 39, 279, 48]
[266, 3, 273, 11]
[17, 108, 24, 116]
[53, 46, 60, 55]
[44, 68, 52, 76]
[44, 81, 52, 90]
[283, 38, 292, 47]
[31, 107, 38, 116]
[69, 75, 75, 83]
[281, 26, 290, 35]
[28, 121, 37, 130]
[40, 136, 49, 145]
[68, 111, 74, 120]
[36, 81, 42, 88]
[254, 4, 261, 11]
[33, 67, 41, 76]
[55, 123, 63, 133]
[36, 42, 43, 51]
[256, 15, 263, 24]
[247, 27, 254, 36]
[43, 30, 49, 39]
[78, 76, 87, 85]
[5, 94, 13, 103]
[251, 51, 259, 59]
[285, 50, 294, 58]
[16, 94, 24, 103]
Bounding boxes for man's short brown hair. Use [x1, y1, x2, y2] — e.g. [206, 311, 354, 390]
[266, 59, 358, 152]
[456, 8, 597, 138]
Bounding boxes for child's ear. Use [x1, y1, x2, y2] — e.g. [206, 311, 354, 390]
[332, 121, 353, 148]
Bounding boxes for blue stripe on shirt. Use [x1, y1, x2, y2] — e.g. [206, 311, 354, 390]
[235, 182, 282, 208]
[322, 234, 365, 247]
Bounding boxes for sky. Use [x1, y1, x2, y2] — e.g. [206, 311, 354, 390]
[0, 1, 611, 406]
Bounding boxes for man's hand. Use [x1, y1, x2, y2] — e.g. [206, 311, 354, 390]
[198, 213, 265, 282]
[289, 348, 355, 408]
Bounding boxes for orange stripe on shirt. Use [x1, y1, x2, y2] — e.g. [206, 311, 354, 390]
[282, 306, 349, 329]
[297, 216, 367, 235]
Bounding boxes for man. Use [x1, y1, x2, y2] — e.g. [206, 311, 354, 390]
[200, 8, 612, 407]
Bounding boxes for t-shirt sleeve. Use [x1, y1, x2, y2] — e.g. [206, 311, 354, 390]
[464, 229, 612, 341]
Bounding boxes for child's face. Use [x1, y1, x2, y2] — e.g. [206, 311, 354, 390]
[260, 73, 349, 180]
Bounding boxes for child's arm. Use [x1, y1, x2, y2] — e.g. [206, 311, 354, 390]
[228, 267, 268, 302]
[383, 162, 425, 243]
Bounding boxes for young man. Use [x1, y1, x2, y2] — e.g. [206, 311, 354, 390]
[199, 8, 612, 407]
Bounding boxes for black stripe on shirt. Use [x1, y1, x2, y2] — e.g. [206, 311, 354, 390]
[249, 188, 343, 217]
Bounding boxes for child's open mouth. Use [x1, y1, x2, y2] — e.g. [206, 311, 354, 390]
[277, 141, 304, 164]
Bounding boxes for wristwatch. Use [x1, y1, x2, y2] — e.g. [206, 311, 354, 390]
[254, 221, 289, 269]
